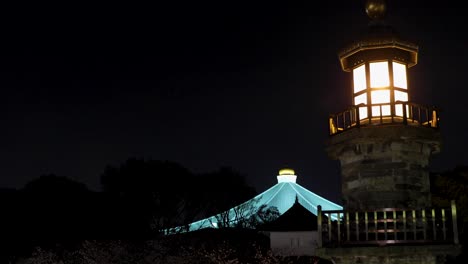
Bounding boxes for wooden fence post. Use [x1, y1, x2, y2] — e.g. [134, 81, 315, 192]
[451, 200, 459, 245]
[317, 205, 322, 248]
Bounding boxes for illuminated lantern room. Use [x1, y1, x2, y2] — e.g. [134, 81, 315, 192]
[329, 0, 438, 134]
[326, 0, 442, 210]
[348, 57, 411, 120]
[340, 0, 415, 122]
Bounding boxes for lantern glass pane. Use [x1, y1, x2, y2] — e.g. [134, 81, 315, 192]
[354, 93, 367, 106]
[395, 104, 410, 117]
[393, 62, 407, 89]
[372, 105, 391, 117]
[370, 61, 390, 88]
[353, 65, 366, 93]
[395, 90, 408, 102]
[371, 90, 390, 104]
[359, 107, 368, 119]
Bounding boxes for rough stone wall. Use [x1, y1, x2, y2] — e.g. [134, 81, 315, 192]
[326, 125, 441, 210]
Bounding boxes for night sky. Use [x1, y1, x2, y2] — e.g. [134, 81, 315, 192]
[1, 0, 467, 204]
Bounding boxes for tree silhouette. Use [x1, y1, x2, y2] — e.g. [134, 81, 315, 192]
[195, 166, 257, 218]
[431, 166, 468, 240]
[100, 158, 201, 235]
[19, 174, 93, 241]
[100, 158, 258, 235]
[430, 166, 468, 264]
[22, 174, 89, 194]
[249, 204, 280, 227]
[0, 174, 97, 262]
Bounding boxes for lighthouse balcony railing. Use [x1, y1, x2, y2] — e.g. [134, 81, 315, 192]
[329, 101, 440, 135]
[316, 201, 459, 248]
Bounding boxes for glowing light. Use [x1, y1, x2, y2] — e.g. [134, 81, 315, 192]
[395, 104, 410, 117]
[395, 104, 403, 116]
[354, 93, 367, 105]
[372, 105, 391, 116]
[359, 107, 368, 119]
[393, 62, 407, 89]
[277, 175, 297, 183]
[354, 93, 368, 119]
[346, 57, 411, 122]
[353, 64, 366, 93]
[279, 168, 295, 175]
[371, 90, 391, 116]
[395, 90, 408, 102]
[371, 90, 390, 104]
[278, 169, 297, 183]
[370, 61, 389, 88]
[394, 90, 409, 116]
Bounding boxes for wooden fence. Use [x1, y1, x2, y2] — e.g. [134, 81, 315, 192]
[317, 200, 459, 247]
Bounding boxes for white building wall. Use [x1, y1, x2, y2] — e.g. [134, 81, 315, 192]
[269, 231, 319, 256]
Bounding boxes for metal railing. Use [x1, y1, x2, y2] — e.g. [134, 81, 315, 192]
[329, 102, 440, 135]
[317, 200, 459, 247]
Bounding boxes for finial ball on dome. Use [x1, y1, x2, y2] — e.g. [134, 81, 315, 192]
[365, 0, 387, 20]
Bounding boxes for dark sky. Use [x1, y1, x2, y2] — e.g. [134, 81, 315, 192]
[1, 0, 467, 204]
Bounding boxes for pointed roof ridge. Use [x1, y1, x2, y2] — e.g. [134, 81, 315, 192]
[164, 177, 342, 234]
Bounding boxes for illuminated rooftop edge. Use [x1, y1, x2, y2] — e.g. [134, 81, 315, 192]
[163, 174, 343, 234]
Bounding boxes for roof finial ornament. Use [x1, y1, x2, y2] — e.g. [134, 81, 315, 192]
[365, 0, 387, 20]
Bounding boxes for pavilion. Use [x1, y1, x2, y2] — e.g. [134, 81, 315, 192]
[165, 168, 342, 234]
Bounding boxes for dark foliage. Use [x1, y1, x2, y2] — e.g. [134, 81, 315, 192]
[431, 166, 468, 238]
[0, 159, 259, 262]
[100, 158, 258, 234]
[431, 166, 468, 263]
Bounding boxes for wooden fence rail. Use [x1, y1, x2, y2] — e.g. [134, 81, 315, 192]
[317, 200, 459, 247]
[329, 101, 440, 135]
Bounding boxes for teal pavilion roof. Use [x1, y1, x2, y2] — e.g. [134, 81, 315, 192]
[165, 169, 342, 234]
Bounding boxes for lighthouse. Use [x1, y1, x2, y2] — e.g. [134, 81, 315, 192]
[326, 0, 441, 211]
[316, 1, 461, 263]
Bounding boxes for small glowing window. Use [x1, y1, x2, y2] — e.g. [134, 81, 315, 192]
[354, 93, 367, 106]
[353, 65, 366, 93]
[393, 62, 407, 89]
[370, 61, 390, 88]
[354, 93, 368, 119]
[394, 90, 408, 102]
[371, 90, 390, 104]
[359, 107, 368, 119]
[372, 105, 391, 116]
[395, 104, 410, 117]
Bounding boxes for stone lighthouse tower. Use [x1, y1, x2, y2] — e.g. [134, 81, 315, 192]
[326, 0, 441, 211]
